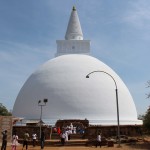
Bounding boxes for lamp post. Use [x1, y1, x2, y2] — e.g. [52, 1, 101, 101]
[86, 70, 121, 147]
[38, 98, 48, 138]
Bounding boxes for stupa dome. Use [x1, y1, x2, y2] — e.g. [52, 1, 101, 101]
[12, 6, 142, 125]
[12, 54, 141, 125]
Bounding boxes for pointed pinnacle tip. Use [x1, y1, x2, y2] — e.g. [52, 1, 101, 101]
[72, 6, 76, 11]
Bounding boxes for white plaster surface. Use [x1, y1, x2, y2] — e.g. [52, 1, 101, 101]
[12, 54, 142, 125]
[65, 7, 83, 40]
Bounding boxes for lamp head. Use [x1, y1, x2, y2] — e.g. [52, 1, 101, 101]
[44, 98, 48, 104]
[86, 75, 89, 78]
[38, 100, 41, 104]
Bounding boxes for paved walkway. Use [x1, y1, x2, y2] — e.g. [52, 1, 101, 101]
[1, 140, 150, 150]
[1, 143, 150, 150]
[0, 145, 127, 150]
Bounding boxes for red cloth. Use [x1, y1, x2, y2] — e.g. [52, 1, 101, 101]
[57, 127, 61, 135]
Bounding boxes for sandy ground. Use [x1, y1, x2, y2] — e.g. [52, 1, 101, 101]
[2, 142, 150, 150]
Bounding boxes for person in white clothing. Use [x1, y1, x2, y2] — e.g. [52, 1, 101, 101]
[60, 132, 66, 146]
[32, 132, 37, 147]
[96, 133, 101, 148]
[12, 132, 18, 150]
[68, 129, 72, 140]
[70, 123, 73, 133]
[65, 130, 69, 141]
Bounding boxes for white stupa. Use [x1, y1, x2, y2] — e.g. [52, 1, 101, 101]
[12, 6, 142, 125]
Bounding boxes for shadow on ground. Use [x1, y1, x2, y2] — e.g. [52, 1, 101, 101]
[126, 143, 150, 150]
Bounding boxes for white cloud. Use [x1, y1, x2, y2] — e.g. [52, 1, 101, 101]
[0, 40, 55, 109]
[123, 0, 150, 29]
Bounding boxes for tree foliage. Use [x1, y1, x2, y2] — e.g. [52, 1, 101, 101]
[142, 81, 150, 132]
[146, 80, 150, 98]
[0, 103, 12, 116]
[143, 107, 150, 132]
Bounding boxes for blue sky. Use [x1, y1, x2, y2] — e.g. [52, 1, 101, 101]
[0, 0, 150, 116]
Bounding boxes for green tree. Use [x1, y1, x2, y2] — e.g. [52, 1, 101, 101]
[143, 107, 150, 132]
[142, 81, 150, 132]
[146, 80, 150, 98]
[138, 114, 144, 120]
[0, 103, 12, 116]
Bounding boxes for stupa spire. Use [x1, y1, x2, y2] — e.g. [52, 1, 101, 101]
[55, 6, 90, 57]
[65, 6, 83, 40]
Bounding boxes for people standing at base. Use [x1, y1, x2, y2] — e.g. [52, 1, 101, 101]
[32, 132, 37, 147]
[96, 133, 101, 148]
[70, 123, 73, 133]
[22, 131, 29, 150]
[1, 130, 7, 150]
[68, 129, 72, 140]
[40, 130, 45, 150]
[12, 132, 18, 150]
[60, 132, 66, 146]
[65, 129, 68, 142]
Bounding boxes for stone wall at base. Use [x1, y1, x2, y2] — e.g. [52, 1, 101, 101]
[13, 121, 143, 141]
[0, 116, 12, 143]
[13, 126, 52, 140]
[87, 125, 143, 139]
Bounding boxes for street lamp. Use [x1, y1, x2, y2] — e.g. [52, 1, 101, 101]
[86, 70, 121, 147]
[38, 98, 48, 138]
